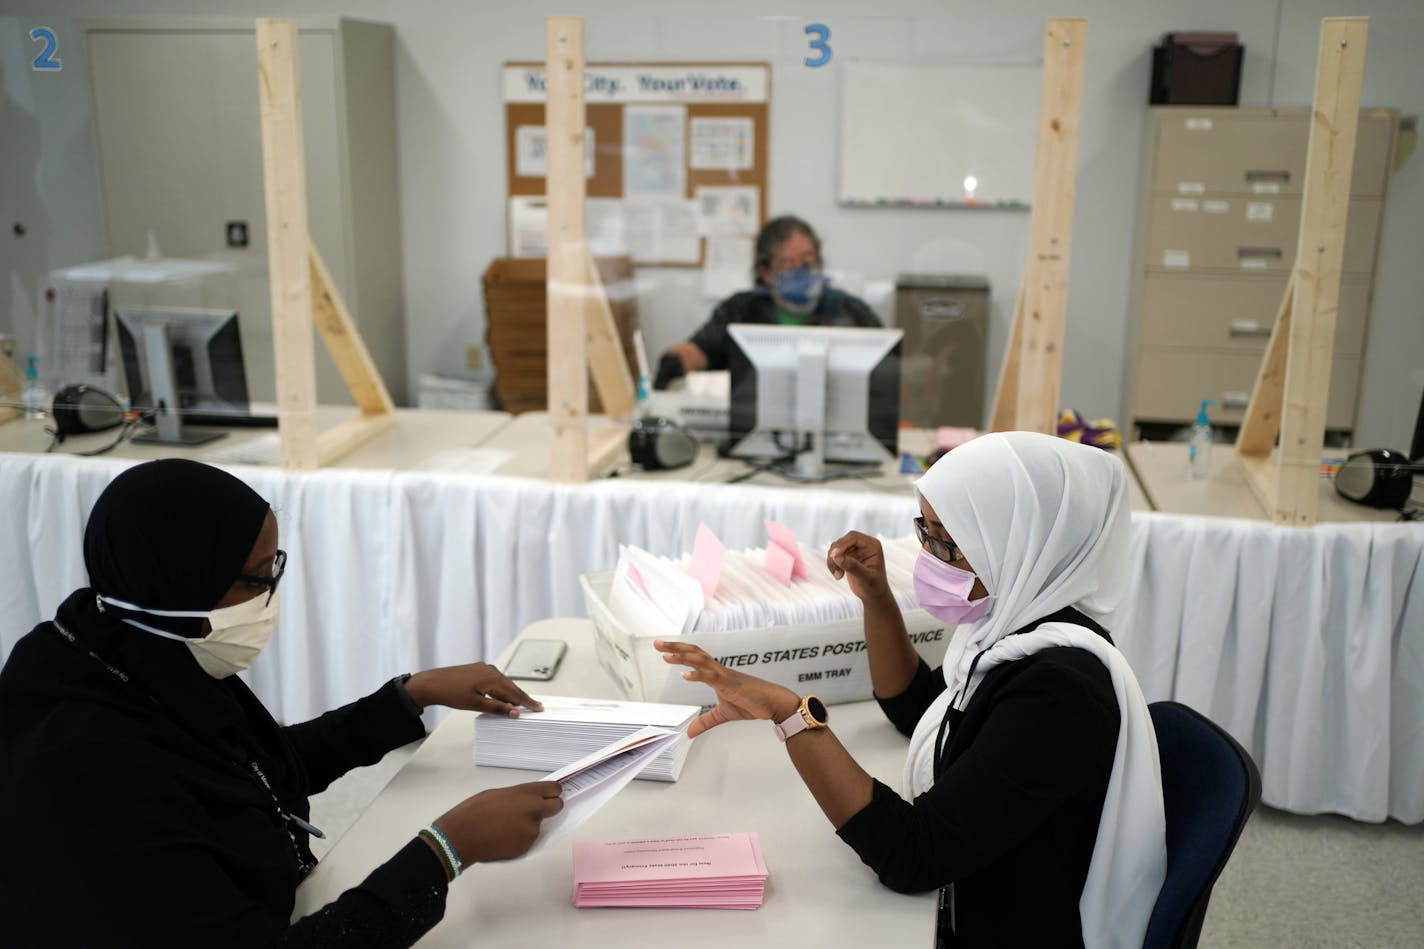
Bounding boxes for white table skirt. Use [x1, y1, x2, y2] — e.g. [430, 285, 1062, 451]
[1114, 512, 1424, 824]
[3, 453, 1420, 822]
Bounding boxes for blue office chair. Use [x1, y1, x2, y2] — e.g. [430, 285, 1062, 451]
[1143, 701, 1262, 949]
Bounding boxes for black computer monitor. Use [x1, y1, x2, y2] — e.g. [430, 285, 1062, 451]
[725, 324, 903, 479]
[1411, 383, 1424, 462]
[115, 306, 251, 445]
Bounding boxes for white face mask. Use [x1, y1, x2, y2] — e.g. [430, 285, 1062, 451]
[96, 591, 280, 679]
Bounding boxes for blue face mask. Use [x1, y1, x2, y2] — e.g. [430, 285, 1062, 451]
[770, 266, 825, 314]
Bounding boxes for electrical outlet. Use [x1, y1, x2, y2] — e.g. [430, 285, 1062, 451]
[466, 345, 484, 370]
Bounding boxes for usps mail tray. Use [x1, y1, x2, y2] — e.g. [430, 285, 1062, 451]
[580, 570, 953, 706]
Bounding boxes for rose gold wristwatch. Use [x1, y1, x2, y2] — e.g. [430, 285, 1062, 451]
[773, 695, 829, 741]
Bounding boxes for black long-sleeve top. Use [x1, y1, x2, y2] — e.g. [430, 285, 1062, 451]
[0, 590, 445, 948]
[687, 286, 882, 371]
[835, 607, 1121, 948]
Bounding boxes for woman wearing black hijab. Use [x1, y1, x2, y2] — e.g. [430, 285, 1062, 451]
[0, 459, 562, 948]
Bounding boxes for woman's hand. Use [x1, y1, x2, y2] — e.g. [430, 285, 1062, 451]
[433, 781, 563, 865]
[654, 640, 801, 738]
[826, 531, 892, 604]
[404, 663, 543, 717]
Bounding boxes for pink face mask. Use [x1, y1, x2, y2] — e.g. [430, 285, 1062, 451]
[913, 547, 994, 625]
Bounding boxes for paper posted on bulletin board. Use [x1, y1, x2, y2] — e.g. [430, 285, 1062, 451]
[502, 62, 769, 271]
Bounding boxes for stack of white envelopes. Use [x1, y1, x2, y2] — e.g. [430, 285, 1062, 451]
[474, 695, 700, 782]
[607, 534, 923, 638]
[573, 832, 768, 909]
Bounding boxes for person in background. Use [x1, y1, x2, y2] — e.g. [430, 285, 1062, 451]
[0, 459, 562, 948]
[656, 432, 1167, 947]
[655, 214, 881, 387]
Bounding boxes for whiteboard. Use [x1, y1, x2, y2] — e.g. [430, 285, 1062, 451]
[838, 62, 1041, 208]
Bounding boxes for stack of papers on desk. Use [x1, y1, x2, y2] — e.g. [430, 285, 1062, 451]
[475, 695, 699, 782]
[573, 832, 768, 909]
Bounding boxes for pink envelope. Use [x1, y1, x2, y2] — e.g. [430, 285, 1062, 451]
[764, 542, 795, 586]
[763, 519, 807, 583]
[687, 523, 724, 598]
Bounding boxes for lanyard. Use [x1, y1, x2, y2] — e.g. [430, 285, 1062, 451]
[933, 646, 988, 777]
[50, 620, 321, 874]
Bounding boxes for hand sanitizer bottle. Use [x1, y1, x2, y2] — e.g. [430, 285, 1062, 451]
[21, 357, 49, 421]
[1187, 399, 1214, 480]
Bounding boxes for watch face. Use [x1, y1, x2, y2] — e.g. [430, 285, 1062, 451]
[806, 695, 829, 725]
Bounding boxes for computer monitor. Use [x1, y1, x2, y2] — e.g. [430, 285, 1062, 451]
[726, 324, 903, 479]
[115, 306, 250, 446]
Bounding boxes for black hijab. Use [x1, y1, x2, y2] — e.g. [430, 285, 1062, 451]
[85, 458, 270, 638]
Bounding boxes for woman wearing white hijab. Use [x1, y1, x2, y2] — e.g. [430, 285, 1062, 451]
[656, 432, 1166, 947]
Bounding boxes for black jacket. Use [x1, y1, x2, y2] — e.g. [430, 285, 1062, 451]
[836, 608, 1121, 948]
[688, 286, 882, 371]
[0, 590, 445, 948]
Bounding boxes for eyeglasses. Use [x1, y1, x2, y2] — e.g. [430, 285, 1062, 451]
[913, 517, 962, 564]
[236, 549, 286, 606]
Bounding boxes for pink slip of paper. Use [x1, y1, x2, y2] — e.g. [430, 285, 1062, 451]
[687, 523, 724, 598]
[569, 889, 763, 906]
[764, 541, 795, 586]
[625, 562, 654, 601]
[573, 833, 764, 884]
[763, 519, 807, 583]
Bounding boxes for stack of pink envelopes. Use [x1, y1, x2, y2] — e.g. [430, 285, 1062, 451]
[572, 832, 768, 910]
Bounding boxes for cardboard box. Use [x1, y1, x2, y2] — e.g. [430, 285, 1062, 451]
[581, 571, 953, 707]
[482, 255, 639, 414]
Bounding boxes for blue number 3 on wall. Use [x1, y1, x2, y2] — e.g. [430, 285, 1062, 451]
[804, 24, 831, 68]
[31, 27, 63, 71]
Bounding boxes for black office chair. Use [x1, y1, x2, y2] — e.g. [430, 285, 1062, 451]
[1143, 701, 1262, 949]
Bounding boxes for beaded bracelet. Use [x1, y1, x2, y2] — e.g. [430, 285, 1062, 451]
[418, 824, 463, 882]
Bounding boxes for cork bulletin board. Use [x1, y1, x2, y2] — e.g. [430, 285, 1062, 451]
[502, 62, 770, 268]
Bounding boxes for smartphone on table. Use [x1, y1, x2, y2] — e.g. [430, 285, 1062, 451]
[504, 638, 568, 681]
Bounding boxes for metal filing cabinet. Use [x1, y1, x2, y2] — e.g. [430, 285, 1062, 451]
[895, 274, 990, 429]
[1129, 107, 1396, 434]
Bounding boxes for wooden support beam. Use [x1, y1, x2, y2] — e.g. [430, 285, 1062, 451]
[1239, 450, 1278, 518]
[258, 19, 396, 470]
[587, 424, 629, 478]
[988, 290, 1024, 432]
[584, 255, 636, 422]
[317, 411, 396, 467]
[545, 16, 590, 482]
[987, 18, 1086, 435]
[310, 241, 395, 416]
[1236, 280, 1295, 454]
[257, 19, 320, 470]
[1236, 17, 1368, 526]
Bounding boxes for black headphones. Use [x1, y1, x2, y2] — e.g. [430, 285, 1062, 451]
[1334, 448, 1418, 510]
[627, 415, 699, 471]
[50, 385, 128, 441]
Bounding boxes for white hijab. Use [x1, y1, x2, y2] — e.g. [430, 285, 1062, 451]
[904, 432, 1165, 949]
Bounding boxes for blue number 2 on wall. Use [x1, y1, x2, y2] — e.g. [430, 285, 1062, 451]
[30, 27, 63, 71]
[804, 24, 832, 68]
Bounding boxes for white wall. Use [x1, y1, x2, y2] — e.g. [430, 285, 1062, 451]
[4, 0, 1422, 447]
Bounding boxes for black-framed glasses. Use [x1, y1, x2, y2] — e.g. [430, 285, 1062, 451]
[237, 549, 286, 606]
[913, 517, 962, 564]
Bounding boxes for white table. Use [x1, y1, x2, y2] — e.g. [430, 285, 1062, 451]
[1125, 440, 1399, 523]
[293, 618, 936, 946]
